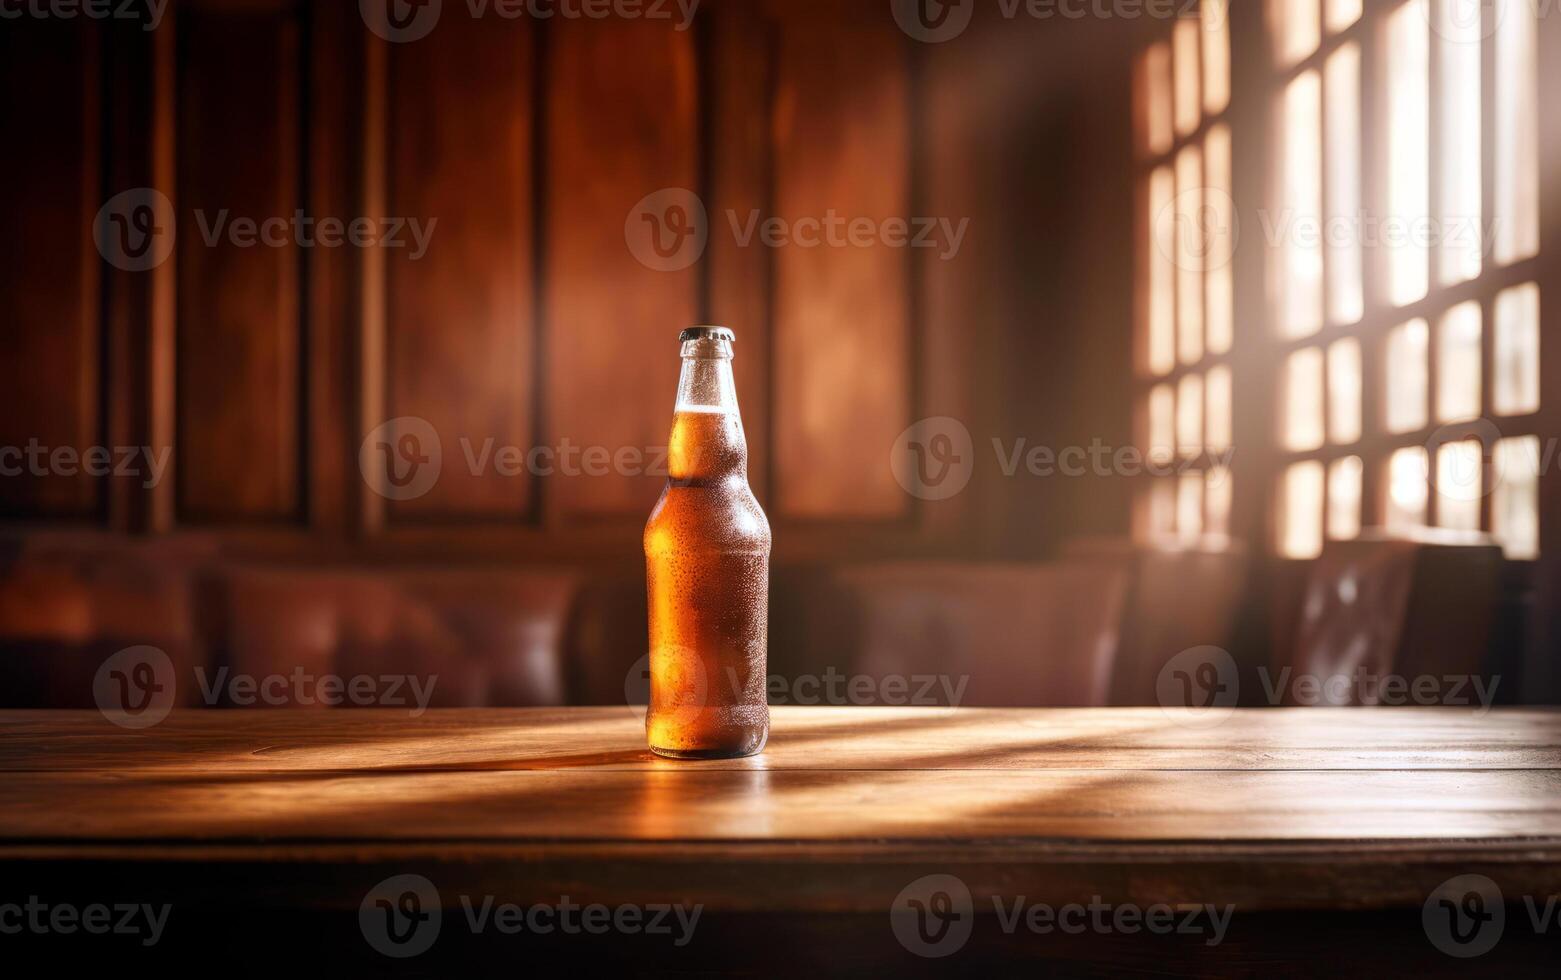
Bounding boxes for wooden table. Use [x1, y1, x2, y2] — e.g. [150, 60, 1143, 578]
[4, 706, 1560, 973]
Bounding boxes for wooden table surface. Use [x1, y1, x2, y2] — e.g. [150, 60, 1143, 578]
[4, 706, 1561, 914]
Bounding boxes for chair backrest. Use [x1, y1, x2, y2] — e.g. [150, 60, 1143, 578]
[1286, 535, 1503, 706]
[835, 561, 1130, 707]
[215, 565, 579, 708]
[0, 544, 204, 708]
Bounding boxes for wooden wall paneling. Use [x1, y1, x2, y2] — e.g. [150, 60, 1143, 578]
[381, 12, 537, 524]
[544, 18, 700, 521]
[305, 0, 364, 535]
[0, 20, 102, 522]
[707, 2, 773, 506]
[175, 6, 304, 523]
[771, 4, 912, 520]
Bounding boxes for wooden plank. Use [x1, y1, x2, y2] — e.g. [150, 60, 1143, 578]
[381, 13, 536, 522]
[707, 2, 774, 505]
[2, 707, 1559, 773]
[771, 4, 912, 519]
[1, 767, 1559, 843]
[175, 7, 302, 522]
[0, 20, 101, 520]
[543, 17, 699, 519]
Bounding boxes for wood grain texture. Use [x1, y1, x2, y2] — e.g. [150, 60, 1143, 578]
[176, 7, 302, 522]
[0, 20, 101, 520]
[771, 3, 911, 519]
[543, 17, 699, 519]
[383, 13, 536, 521]
[3, 707, 1560, 914]
[4, 706, 1561, 772]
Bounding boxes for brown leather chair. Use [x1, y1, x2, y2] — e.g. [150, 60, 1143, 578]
[214, 565, 579, 708]
[1284, 533, 1504, 706]
[1065, 538, 1251, 706]
[0, 543, 205, 708]
[831, 561, 1131, 707]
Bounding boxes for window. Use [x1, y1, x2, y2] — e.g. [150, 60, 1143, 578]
[1266, 0, 1546, 559]
[1134, 3, 1234, 547]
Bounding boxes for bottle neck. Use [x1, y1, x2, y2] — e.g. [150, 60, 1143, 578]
[669, 341, 747, 483]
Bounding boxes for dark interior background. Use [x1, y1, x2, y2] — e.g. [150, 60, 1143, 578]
[2, 0, 1556, 708]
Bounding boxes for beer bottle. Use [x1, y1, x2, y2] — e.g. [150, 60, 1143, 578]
[643, 327, 771, 758]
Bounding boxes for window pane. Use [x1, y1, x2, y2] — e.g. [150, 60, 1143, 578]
[1206, 466, 1233, 538]
[1435, 0, 1482, 286]
[1435, 440, 1483, 531]
[1173, 17, 1202, 137]
[1493, 436, 1541, 559]
[1206, 364, 1233, 452]
[1147, 477, 1177, 539]
[1178, 470, 1205, 543]
[1325, 0, 1362, 32]
[1328, 455, 1363, 540]
[1272, 0, 1321, 69]
[1436, 301, 1482, 423]
[1147, 166, 1177, 376]
[1328, 338, 1362, 443]
[1385, 318, 1430, 434]
[1149, 383, 1175, 462]
[1203, 0, 1231, 116]
[1494, 282, 1541, 415]
[1280, 460, 1326, 558]
[1142, 43, 1174, 156]
[1386, 0, 1429, 307]
[1283, 347, 1325, 451]
[1494, 0, 1539, 264]
[1205, 124, 1234, 355]
[1178, 373, 1204, 457]
[1277, 71, 1323, 338]
[1176, 145, 1205, 364]
[1386, 446, 1430, 531]
[1324, 43, 1363, 325]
